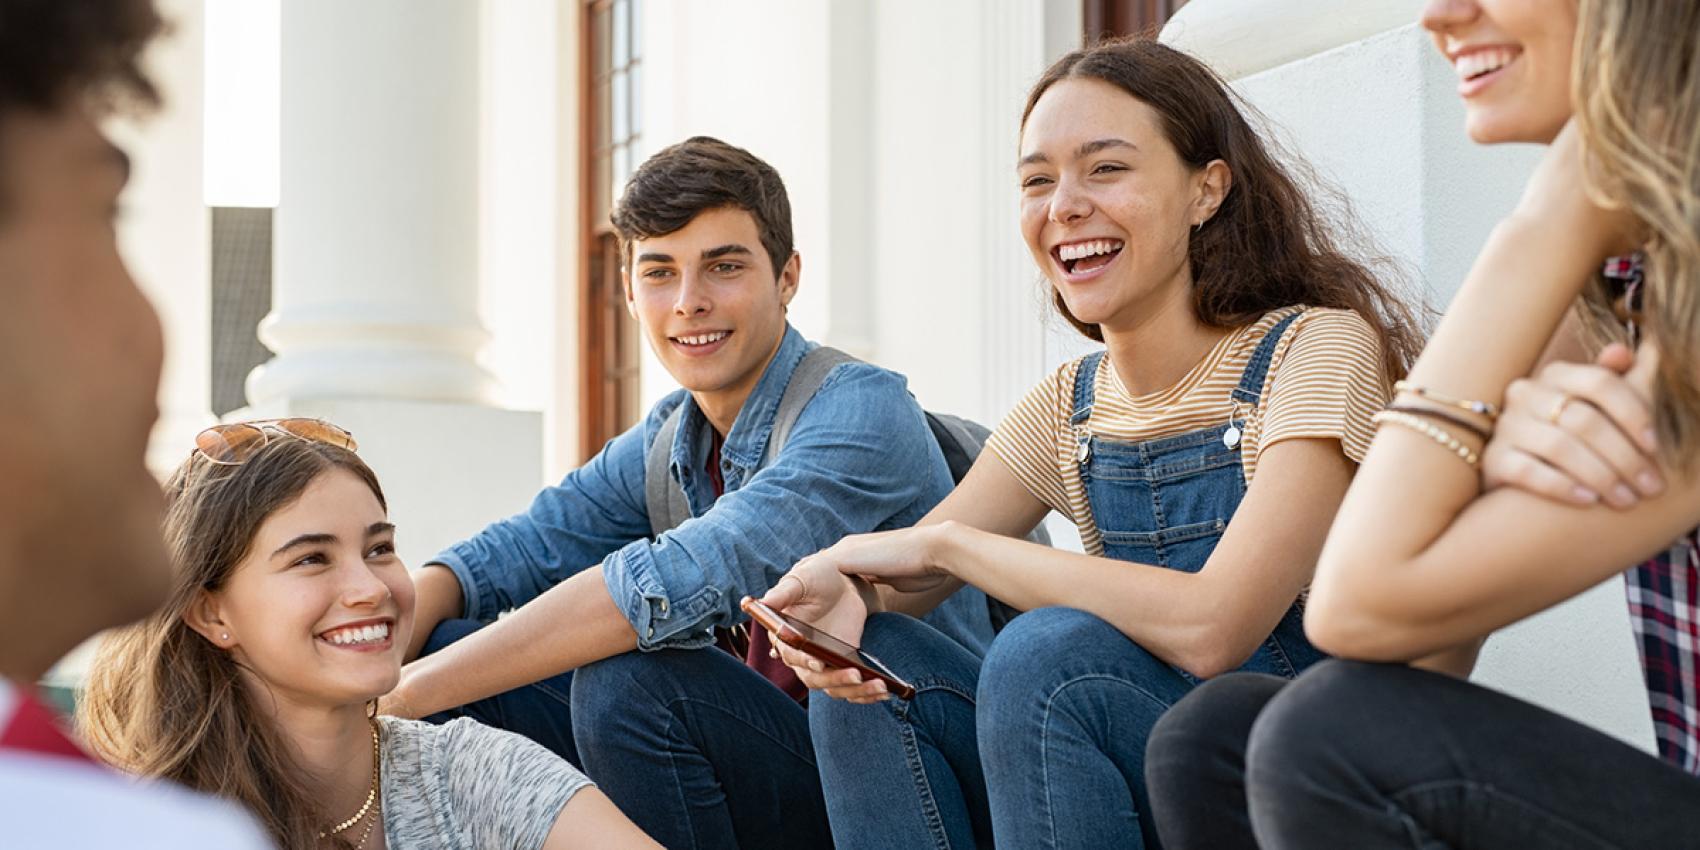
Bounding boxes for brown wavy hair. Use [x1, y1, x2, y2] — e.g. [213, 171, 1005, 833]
[1022, 37, 1426, 383]
[77, 437, 386, 850]
[1573, 0, 1700, 468]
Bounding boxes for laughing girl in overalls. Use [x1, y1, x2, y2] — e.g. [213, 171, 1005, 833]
[759, 37, 1425, 850]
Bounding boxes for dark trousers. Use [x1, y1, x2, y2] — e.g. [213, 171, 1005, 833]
[1145, 659, 1700, 849]
[423, 618, 834, 850]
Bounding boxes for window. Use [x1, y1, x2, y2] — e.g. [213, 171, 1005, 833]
[580, 0, 644, 459]
[209, 207, 273, 417]
[1083, 0, 1189, 42]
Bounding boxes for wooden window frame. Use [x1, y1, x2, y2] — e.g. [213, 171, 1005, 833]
[1083, 0, 1189, 42]
[578, 0, 643, 461]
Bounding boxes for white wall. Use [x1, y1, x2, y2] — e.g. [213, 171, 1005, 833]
[479, 0, 578, 480]
[637, 0, 835, 410]
[480, 0, 561, 419]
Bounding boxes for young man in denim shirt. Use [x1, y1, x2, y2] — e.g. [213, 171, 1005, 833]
[384, 136, 995, 849]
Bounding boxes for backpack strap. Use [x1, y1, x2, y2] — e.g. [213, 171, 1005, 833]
[1230, 310, 1305, 408]
[646, 346, 857, 537]
[763, 346, 859, 467]
[644, 405, 694, 538]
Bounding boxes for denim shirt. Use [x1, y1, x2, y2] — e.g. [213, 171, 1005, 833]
[432, 325, 996, 655]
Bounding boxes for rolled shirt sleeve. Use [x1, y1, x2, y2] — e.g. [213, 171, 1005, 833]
[429, 402, 663, 622]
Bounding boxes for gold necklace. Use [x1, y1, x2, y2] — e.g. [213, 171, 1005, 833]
[320, 718, 382, 839]
[350, 796, 382, 849]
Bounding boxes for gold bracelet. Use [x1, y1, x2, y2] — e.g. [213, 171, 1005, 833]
[1372, 410, 1481, 468]
[1391, 381, 1500, 421]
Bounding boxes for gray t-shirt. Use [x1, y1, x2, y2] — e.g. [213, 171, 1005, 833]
[378, 716, 593, 849]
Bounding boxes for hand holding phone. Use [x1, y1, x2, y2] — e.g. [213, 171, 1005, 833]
[740, 596, 916, 700]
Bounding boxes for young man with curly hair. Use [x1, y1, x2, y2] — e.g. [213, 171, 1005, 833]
[0, 0, 267, 844]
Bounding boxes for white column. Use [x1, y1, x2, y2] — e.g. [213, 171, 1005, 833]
[247, 0, 496, 406]
[239, 0, 543, 571]
[1164, 0, 1654, 750]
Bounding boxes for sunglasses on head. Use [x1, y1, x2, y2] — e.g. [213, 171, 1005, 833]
[193, 418, 358, 465]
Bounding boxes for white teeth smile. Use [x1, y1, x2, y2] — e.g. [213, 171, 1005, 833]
[675, 331, 729, 346]
[1057, 240, 1125, 263]
[1455, 48, 1518, 82]
[320, 622, 391, 646]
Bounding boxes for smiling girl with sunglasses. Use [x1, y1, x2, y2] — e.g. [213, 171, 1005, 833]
[76, 427, 659, 849]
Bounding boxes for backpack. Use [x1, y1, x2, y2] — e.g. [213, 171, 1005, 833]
[642, 346, 1044, 628]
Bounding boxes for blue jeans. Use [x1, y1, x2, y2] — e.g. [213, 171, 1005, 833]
[423, 619, 833, 850]
[810, 613, 992, 850]
[979, 607, 1197, 850]
[812, 609, 1199, 850]
[422, 618, 580, 766]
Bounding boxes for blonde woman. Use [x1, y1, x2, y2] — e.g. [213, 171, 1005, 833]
[78, 422, 660, 850]
[1146, 1, 1700, 847]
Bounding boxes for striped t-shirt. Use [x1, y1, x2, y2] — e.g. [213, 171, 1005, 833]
[986, 306, 1389, 555]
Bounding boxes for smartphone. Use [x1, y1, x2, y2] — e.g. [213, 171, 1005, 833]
[740, 596, 917, 700]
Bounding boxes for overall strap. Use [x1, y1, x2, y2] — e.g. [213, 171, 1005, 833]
[1229, 310, 1305, 408]
[1069, 351, 1107, 427]
[764, 346, 858, 467]
[644, 406, 693, 538]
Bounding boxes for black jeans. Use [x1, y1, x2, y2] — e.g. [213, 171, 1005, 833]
[1145, 659, 1700, 849]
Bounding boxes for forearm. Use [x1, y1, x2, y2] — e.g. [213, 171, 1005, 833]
[1313, 218, 1612, 637]
[932, 522, 1245, 676]
[406, 565, 466, 661]
[395, 566, 638, 717]
[875, 456, 1050, 618]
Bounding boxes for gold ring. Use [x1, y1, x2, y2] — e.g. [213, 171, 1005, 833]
[778, 573, 808, 601]
[1546, 392, 1573, 425]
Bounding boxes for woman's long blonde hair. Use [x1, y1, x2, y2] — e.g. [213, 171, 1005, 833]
[77, 438, 386, 850]
[1575, 0, 1700, 466]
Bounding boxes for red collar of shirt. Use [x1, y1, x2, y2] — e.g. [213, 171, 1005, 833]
[0, 680, 97, 764]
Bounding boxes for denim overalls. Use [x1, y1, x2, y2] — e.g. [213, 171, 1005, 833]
[1068, 310, 1324, 680]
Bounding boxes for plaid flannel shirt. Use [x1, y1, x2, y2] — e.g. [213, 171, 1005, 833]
[1605, 254, 1700, 775]
[1626, 535, 1700, 775]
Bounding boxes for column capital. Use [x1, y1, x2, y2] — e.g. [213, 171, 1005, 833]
[1162, 0, 1416, 81]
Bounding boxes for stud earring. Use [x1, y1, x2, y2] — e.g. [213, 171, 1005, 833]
[221, 633, 229, 641]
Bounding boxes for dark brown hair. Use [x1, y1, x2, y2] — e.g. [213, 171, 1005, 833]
[79, 437, 386, 850]
[1023, 37, 1426, 383]
[610, 135, 795, 279]
[0, 0, 162, 217]
[0, 0, 162, 117]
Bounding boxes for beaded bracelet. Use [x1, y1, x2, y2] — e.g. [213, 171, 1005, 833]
[1372, 410, 1481, 468]
[1392, 381, 1500, 421]
[1383, 404, 1493, 442]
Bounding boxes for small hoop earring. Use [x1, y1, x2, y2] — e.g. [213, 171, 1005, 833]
[1193, 220, 1203, 233]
